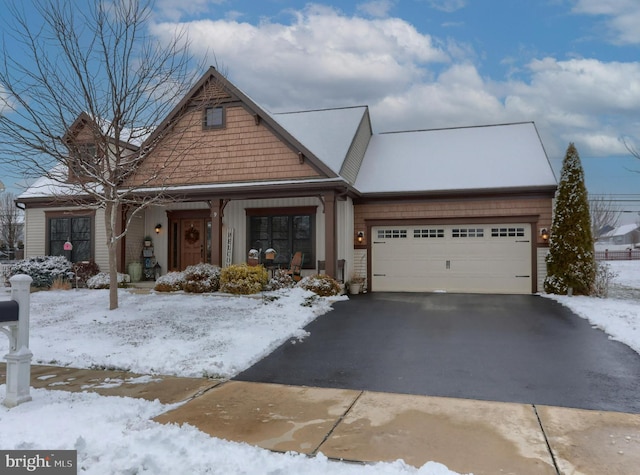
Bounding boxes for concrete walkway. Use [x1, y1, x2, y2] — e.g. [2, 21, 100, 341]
[4, 363, 640, 475]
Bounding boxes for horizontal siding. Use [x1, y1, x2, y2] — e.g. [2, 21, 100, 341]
[24, 208, 46, 259]
[93, 209, 109, 271]
[340, 112, 372, 184]
[537, 247, 549, 293]
[24, 207, 110, 272]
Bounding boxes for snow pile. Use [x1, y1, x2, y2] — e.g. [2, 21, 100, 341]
[0, 388, 462, 475]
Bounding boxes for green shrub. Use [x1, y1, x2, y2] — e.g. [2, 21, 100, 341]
[10, 256, 72, 288]
[154, 271, 185, 292]
[71, 261, 100, 287]
[296, 274, 341, 297]
[182, 263, 221, 293]
[220, 264, 268, 295]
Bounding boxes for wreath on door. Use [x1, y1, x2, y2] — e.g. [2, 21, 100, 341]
[185, 226, 200, 244]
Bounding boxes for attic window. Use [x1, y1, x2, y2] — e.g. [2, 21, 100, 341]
[204, 106, 225, 129]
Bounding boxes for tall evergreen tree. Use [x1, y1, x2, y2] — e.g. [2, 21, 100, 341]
[544, 143, 596, 295]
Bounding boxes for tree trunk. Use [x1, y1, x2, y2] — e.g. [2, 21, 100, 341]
[105, 202, 119, 310]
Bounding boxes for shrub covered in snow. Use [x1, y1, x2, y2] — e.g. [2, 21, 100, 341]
[592, 261, 618, 298]
[10, 256, 72, 288]
[71, 261, 100, 287]
[154, 271, 185, 292]
[182, 263, 221, 293]
[296, 274, 341, 297]
[220, 264, 268, 295]
[86, 272, 129, 289]
[267, 268, 295, 290]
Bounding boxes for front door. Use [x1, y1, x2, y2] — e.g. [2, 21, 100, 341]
[181, 219, 205, 268]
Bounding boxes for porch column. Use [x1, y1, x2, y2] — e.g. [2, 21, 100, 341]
[210, 199, 223, 267]
[324, 191, 337, 278]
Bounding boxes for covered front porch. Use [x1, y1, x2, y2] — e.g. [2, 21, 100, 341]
[121, 189, 355, 282]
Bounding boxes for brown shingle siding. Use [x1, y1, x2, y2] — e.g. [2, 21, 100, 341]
[127, 105, 323, 188]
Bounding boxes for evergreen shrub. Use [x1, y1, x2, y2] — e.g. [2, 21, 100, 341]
[154, 271, 185, 292]
[296, 274, 341, 297]
[220, 264, 268, 295]
[87, 272, 129, 289]
[544, 143, 596, 295]
[182, 263, 221, 293]
[10, 256, 72, 288]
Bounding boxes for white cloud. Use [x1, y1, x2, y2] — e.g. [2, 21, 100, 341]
[155, 0, 226, 22]
[357, 0, 395, 18]
[572, 0, 640, 44]
[426, 0, 467, 13]
[149, 5, 640, 161]
[151, 5, 449, 109]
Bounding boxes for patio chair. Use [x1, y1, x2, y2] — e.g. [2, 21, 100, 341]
[286, 251, 304, 282]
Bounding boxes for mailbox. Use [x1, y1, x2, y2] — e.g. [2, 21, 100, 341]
[0, 300, 19, 323]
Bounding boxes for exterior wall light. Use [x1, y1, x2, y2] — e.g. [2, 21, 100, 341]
[357, 231, 364, 244]
[155, 224, 162, 234]
[540, 228, 549, 241]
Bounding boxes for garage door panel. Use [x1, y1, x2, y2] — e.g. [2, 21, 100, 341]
[372, 224, 531, 294]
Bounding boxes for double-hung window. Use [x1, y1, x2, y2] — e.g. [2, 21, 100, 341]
[247, 208, 315, 267]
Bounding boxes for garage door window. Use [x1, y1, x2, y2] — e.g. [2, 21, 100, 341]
[491, 227, 525, 237]
[452, 228, 484, 238]
[414, 229, 444, 238]
[377, 229, 407, 239]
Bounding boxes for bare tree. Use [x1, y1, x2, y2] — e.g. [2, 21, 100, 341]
[590, 196, 622, 240]
[0, 0, 212, 309]
[0, 191, 22, 256]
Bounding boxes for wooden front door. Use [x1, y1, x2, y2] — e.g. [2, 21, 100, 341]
[181, 219, 205, 268]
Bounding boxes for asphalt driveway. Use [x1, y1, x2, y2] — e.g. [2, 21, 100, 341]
[235, 293, 640, 413]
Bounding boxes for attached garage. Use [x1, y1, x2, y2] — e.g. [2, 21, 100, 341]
[371, 224, 533, 294]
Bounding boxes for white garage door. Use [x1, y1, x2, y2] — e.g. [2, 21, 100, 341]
[371, 224, 532, 294]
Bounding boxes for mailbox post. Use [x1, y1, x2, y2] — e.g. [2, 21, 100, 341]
[1, 274, 33, 407]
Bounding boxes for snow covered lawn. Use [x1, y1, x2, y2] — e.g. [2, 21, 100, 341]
[25, 287, 335, 378]
[1, 286, 463, 475]
[542, 260, 640, 356]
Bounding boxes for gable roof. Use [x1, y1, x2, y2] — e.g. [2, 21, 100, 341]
[145, 66, 342, 180]
[355, 122, 557, 195]
[601, 223, 640, 238]
[271, 106, 369, 176]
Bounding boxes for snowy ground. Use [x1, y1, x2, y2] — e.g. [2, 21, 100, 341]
[542, 260, 640, 356]
[1, 260, 639, 474]
[0, 286, 462, 475]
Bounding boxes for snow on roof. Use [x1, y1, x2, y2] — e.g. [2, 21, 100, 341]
[272, 106, 367, 175]
[355, 122, 557, 194]
[18, 165, 100, 199]
[601, 223, 640, 238]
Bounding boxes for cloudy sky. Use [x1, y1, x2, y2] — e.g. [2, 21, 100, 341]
[1, 0, 639, 210]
